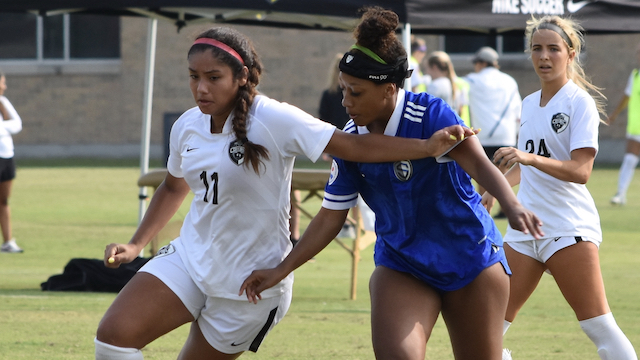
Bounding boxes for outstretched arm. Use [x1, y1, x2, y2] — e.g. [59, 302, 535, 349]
[240, 207, 349, 303]
[104, 173, 190, 267]
[324, 125, 479, 163]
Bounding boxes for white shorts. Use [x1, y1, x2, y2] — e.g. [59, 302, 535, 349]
[139, 243, 292, 354]
[506, 236, 601, 263]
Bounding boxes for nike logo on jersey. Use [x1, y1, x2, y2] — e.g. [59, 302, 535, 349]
[231, 340, 248, 346]
[186, 147, 199, 152]
[566, 0, 596, 13]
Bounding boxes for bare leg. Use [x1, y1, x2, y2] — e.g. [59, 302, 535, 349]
[546, 242, 637, 359]
[625, 139, 640, 156]
[545, 242, 610, 321]
[504, 244, 546, 322]
[0, 180, 13, 242]
[96, 272, 195, 349]
[178, 321, 243, 360]
[442, 262, 509, 360]
[369, 266, 441, 360]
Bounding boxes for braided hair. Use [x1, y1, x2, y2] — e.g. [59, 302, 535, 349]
[188, 27, 269, 174]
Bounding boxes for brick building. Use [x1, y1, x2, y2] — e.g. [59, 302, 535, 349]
[2, 16, 639, 163]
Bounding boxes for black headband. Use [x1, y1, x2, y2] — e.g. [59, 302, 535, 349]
[339, 47, 412, 84]
[535, 22, 573, 48]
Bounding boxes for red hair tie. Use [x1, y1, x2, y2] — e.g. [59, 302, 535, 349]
[192, 38, 245, 65]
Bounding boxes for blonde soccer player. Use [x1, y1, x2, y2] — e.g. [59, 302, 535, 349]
[484, 15, 638, 360]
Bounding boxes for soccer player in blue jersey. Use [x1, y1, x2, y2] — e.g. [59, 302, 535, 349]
[241, 7, 543, 360]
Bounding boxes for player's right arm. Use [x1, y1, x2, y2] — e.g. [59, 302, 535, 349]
[240, 207, 349, 303]
[104, 173, 190, 267]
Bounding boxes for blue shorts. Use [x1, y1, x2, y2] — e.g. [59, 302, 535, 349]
[374, 236, 511, 293]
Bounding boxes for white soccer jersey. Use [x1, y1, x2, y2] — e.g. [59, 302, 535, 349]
[505, 80, 602, 242]
[167, 95, 335, 299]
[0, 96, 22, 158]
[465, 67, 522, 147]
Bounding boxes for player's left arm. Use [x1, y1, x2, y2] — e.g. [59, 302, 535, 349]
[449, 136, 543, 238]
[323, 125, 479, 163]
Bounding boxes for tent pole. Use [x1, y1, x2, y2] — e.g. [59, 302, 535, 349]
[137, 18, 158, 257]
[402, 22, 412, 91]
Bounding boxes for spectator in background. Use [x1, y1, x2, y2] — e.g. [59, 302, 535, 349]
[425, 51, 470, 126]
[319, 53, 351, 131]
[465, 46, 522, 217]
[0, 71, 23, 253]
[409, 36, 430, 93]
[607, 42, 640, 206]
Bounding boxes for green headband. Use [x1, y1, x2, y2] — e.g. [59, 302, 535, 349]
[350, 44, 387, 65]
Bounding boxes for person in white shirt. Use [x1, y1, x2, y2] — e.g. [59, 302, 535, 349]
[94, 26, 474, 360]
[465, 46, 522, 217]
[0, 72, 23, 253]
[425, 51, 468, 123]
[483, 15, 637, 360]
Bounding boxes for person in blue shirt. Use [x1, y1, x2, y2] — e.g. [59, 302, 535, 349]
[240, 7, 543, 360]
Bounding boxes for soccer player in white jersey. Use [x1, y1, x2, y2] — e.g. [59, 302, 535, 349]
[93, 26, 475, 360]
[241, 7, 543, 360]
[483, 16, 637, 360]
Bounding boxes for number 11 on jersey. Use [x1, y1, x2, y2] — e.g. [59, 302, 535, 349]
[199, 170, 219, 204]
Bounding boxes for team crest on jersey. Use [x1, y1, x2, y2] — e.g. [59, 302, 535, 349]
[328, 159, 339, 185]
[551, 113, 570, 134]
[393, 160, 413, 182]
[228, 139, 245, 165]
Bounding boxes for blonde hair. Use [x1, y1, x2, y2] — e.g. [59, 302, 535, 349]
[427, 51, 458, 101]
[326, 53, 343, 94]
[525, 15, 606, 118]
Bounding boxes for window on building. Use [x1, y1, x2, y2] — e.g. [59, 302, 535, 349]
[0, 13, 120, 61]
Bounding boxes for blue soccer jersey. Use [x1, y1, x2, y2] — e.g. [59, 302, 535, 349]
[323, 90, 509, 292]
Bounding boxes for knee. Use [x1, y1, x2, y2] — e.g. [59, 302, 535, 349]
[96, 314, 142, 348]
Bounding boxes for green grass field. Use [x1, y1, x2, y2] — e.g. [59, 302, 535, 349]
[0, 162, 638, 359]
